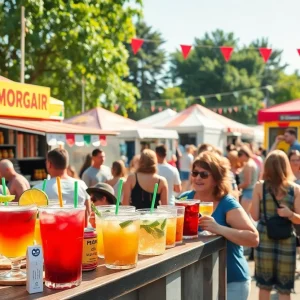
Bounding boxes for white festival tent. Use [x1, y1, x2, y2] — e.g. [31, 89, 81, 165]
[64, 107, 178, 168]
[138, 108, 178, 127]
[159, 104, 255, 149]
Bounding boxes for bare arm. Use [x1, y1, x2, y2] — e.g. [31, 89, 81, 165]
[251, 182, 261, 222]
[269, 136, 284, 152]
[122, 175, 134, 205]
[159, 178, 168, 205]
[277, 184, 300, 224]
[84, 199, 91, 227]
[221, 208, 259, 247]
[238, 165, 251, 189]
[174, 184, 182, 193]
[11, 180, 29, 202]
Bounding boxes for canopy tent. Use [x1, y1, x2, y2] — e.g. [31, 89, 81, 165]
[65, 107, 178, 139]
[165, 104, 254, 136]
[138, 109, 178, 127]
[258, 99, 300, 123]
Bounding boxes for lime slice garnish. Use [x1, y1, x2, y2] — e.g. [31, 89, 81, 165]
[0, 195, 15, 203]
[19, 189, 48, 206]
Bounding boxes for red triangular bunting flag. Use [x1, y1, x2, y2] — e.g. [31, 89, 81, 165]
[233, 106, 239, 112]
[151, 106, 155, 112]
[228, 107, 232, 113]
[212, 108, 217, 112]
[220, 47, 234, 62]
[100, 135, 107, 146]
[66, 134, 75, 147]
[259, 48, 272, 63]
[218, 108, 223, 114]
[131, 38, 144, 55]
[180, 45, 192, 59]
[158, 107, 163, 112]
[297, 49, 300, 56]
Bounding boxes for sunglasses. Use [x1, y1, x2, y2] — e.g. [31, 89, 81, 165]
[191, 171, 210, 179]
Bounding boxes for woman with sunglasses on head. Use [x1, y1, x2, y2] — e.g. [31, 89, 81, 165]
[179, 151, 259, 300]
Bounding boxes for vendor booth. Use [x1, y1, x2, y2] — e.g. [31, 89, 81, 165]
[161, 104, 254, 150]
[258, 99, 300, 151]
[65, 107, 179, 168]
[0, 77, 117, 185]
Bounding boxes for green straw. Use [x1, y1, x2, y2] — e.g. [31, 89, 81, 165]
[1, 178, 7, 206]
[42, 179, 47, 192]
[115, 179, 124, 215]
[74, 181, 78, 208]
[150, 183, 159, 213]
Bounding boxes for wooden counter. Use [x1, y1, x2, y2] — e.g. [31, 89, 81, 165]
[0, 236, 226, 300]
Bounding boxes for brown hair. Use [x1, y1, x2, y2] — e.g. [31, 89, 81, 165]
[155, 144, 167, 158]
[227, 150, 241, 169]
[47, 148, 69, 170]
[112, 160, 126, 177]
[238, 145, 253, 158]
[137, 149, 157, 174]
[197, 143, 214, 155]
[288, 150, 300, 161]
[193, 151, 232, 200]
[263, 150, 295, 195]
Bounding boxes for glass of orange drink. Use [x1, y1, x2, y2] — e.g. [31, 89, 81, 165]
[157, 206, 182, 248]
[102, 211, 140, 269]
[95, 205, 136, 258]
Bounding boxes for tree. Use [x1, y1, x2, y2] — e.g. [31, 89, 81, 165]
[161, 87, 186, 112]
[0, 0, 142, 117]
[125, 20, 167, 101]
[272, 72, 300, 104]
[170, 30, 286, 124]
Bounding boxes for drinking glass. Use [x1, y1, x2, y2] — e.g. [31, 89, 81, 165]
[175, 200, 200, 239]
[95, 205, 136, 258]
[199, 202, 214, 236]
[102, 211, 140, 269]
[0, 205, 37, 281]
[39, 205, 86, 289]
[137, 209, 171, 255]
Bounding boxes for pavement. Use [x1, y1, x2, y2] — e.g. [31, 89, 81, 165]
[248, 260, 300, 300]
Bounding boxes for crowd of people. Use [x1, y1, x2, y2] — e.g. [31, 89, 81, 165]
[1, 127, 300, 299]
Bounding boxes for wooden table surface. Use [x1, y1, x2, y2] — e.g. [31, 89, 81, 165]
[0, 236, 225, 300]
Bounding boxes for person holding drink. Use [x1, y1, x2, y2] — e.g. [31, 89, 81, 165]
[179, 151, 259, 300]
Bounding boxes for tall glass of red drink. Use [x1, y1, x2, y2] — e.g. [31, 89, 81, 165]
[175, 200, 200, 239]
[39, 205, 86, 289]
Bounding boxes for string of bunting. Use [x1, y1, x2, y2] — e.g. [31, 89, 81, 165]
[131, 38, 300, 63]
[126, 85, 274, 114]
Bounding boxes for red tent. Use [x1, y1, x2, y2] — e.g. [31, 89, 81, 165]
[258, 99, 300, 123]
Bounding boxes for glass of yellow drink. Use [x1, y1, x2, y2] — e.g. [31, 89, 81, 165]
[95, 205, 135, 258]
[102, 211, 140, 269]
[137, 209, 171, 255]
[199, 202, 214, 236]
[0, 204, 37, 280]
[158, 205, 186, 245]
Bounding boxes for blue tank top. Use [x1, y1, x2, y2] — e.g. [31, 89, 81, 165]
[179, 191, 250, 283]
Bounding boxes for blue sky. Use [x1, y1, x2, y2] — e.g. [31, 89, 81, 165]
[143, 0, 300, 73]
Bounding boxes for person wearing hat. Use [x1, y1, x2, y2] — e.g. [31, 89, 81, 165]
[86, 183, 117, 228]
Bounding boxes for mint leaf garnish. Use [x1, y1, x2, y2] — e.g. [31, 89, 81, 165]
[91, 203, 101, 218]
[153, 228, 164, 239]
[148, 221, 160, 228]
[160, 219, 167, 230]
[119, 220, 133, 229]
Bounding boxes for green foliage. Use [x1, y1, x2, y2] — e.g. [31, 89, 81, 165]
[0, 0, 142, 117]
[161, 87, 186, 111]
[170, 30, 287, 124]
[272, 72, 300, 104]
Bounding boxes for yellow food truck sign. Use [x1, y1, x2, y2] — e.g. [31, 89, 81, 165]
[0, 81, 50, 119]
